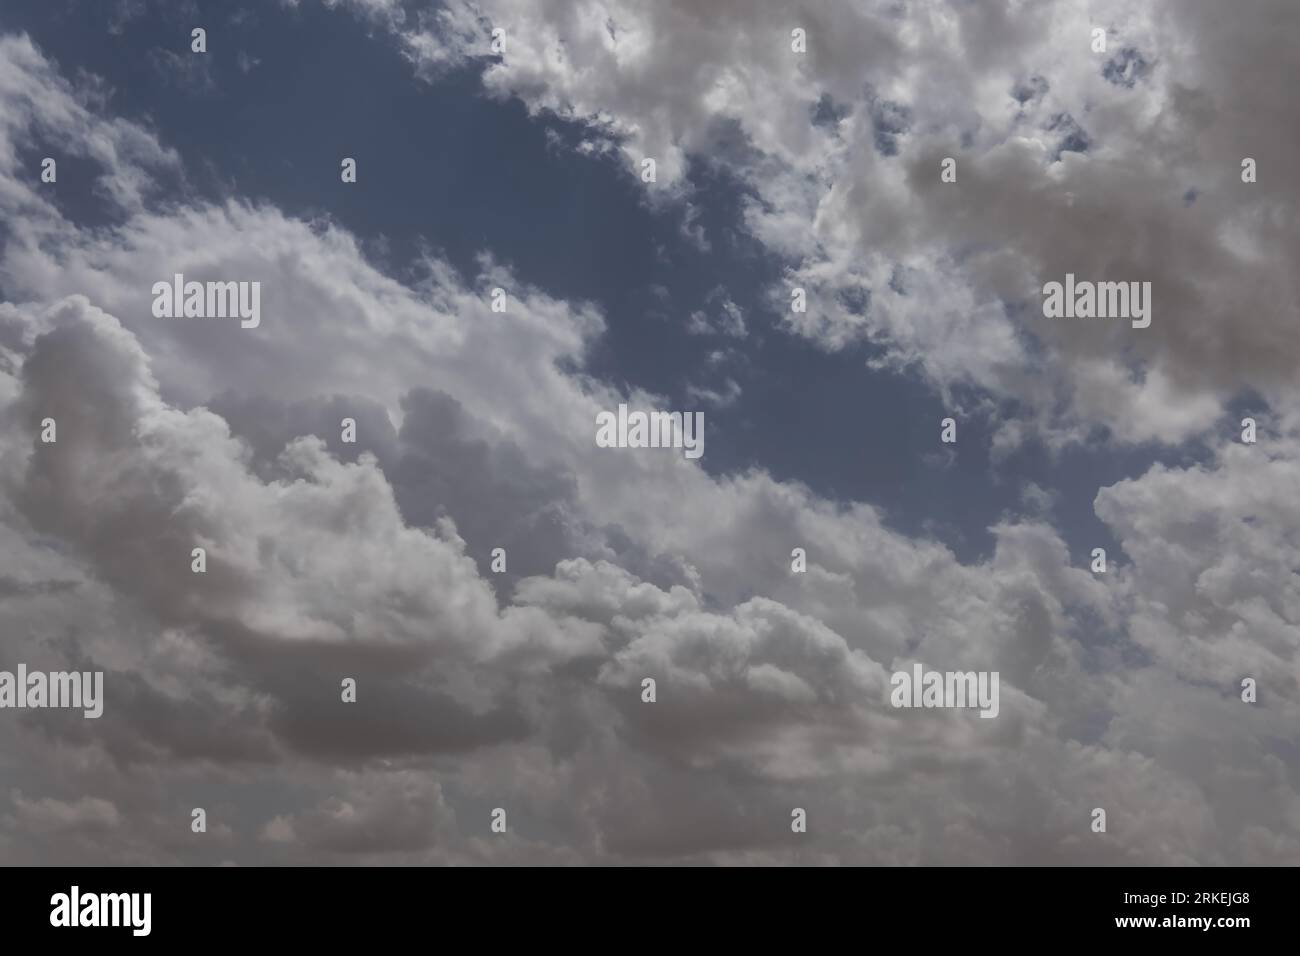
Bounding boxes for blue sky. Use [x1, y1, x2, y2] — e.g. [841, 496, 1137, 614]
[1, 0, 1206, 569]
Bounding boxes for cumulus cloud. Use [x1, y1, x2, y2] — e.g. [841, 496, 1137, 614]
[375, 0, 1300, 450]
[0, 21, 1295, 866]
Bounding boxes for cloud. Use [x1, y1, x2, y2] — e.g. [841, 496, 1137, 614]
[0, 24, 1295, 865]
[1096, 435, 1300, 713]
[9, 790, 121, 833]
[687, 292, 746, 338]
[371, 0, 1300, 450]
[259, 771, 455, 857]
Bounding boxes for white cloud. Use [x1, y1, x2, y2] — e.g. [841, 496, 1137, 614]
[370, 0, 1300, 450]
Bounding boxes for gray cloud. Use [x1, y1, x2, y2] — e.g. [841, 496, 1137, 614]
[0, 20, 1295, 866]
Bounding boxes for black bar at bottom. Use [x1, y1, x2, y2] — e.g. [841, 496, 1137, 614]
[1, 866, 1286, 943]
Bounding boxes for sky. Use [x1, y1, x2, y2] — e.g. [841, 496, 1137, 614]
[0, 0, 1296, 865]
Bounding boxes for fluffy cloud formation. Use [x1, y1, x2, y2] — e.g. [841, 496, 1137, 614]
[0, 24, 1295, 866]
[376, 0, 1300, 448]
